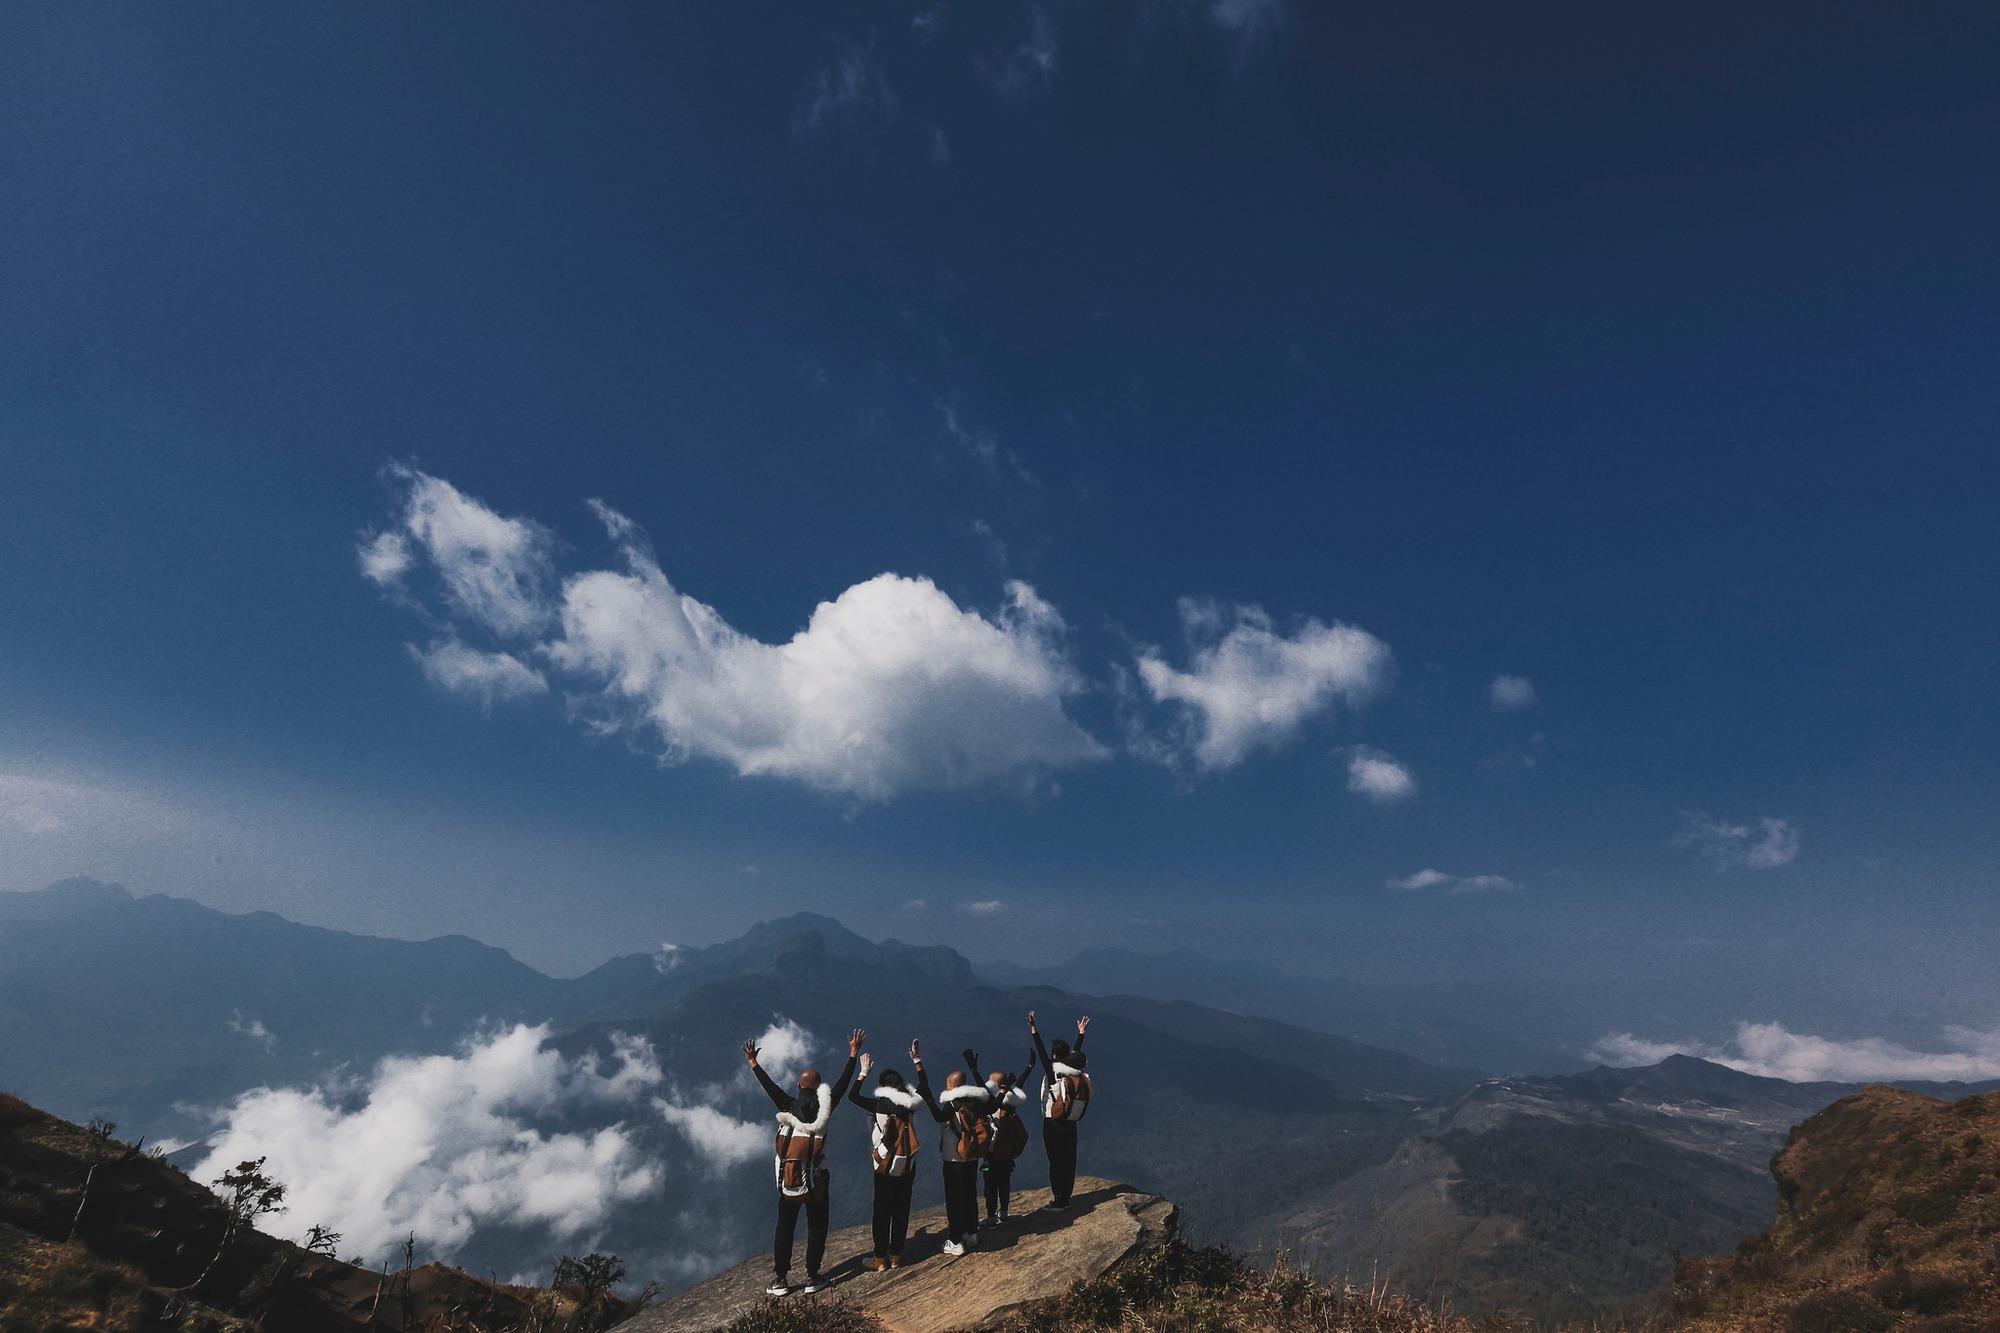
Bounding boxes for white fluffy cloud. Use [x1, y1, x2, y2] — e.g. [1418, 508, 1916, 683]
[1387, 868, 1515, 894]
[1136, 600, 1393, 773]
[1345, 746, 1417, 802]
[1676, 812, 1801, 870]
[1591, 1022, 2000, 1083]
[361, 470, 1106, 800]
[191, 1025, 663, 1260]
[959, 899, 1007, 916]
[1489, 674, 1536, 711]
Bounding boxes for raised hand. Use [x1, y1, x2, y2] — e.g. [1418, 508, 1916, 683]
[742, 1040, 759, 1065]
[963, 1048, 979, 1068]
[850, 1028, 866, 1057]
[1027, 1010, 1039, 1035]
[1077, 1017, 1090, 1036]
[909, 1038, 922, 1064]
[858, 1053, 874, 1079]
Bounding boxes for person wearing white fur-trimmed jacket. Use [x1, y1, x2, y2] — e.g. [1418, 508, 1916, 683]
[848, 1041, 926, 1271]
[746, 1027, 861, 1296]
[916, 1044, 994, 1255]
[1028, 1012, 1090, 1209]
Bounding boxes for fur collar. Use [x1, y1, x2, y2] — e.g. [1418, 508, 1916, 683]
[938, 1083, 991, 1106]
[1051, 1061, 1086, 1080]
[776, 1096, 833, 1136]
[990, 1084, 1028, 1110]
[872, 1084, 922, 1112]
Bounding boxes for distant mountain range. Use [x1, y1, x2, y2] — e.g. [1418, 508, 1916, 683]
[6, 877, 1996, 1322]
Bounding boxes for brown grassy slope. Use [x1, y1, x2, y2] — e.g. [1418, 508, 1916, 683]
[1665, 1086, 2000, 1332]
[0, 1091, 548, 1331]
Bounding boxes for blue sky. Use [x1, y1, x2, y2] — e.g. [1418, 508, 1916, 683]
[3, 3, 1998, 1054]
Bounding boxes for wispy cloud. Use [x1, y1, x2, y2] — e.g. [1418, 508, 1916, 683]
[794, 33, 898, 139]
[981, 6, 1059, 105]
[1205, 0, 1290, 67]
[410, 640, 547, 705]
[959, 899, 1006, 916]
[1592, 1022, 2000, 1083]
[1676, 811, 1801, 870]
[937, 402, 1035, 486]
[1345, 746, 1417, 803]
[227, 1011, 277, 1052]
[362, 470, 1106, 800]
[1387, 868, 1515, 893]
[191, 1025, 664, 1260]
[1489, 674, 1536, 711]
[1134, 599, 1393, 773]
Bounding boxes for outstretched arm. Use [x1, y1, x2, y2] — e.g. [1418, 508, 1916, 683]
[743, 1040, 790, 1110]
[1074, 1016, 1089, 1054]
[913, 1054, 949, 1122]
[848, 1055, 880, 1114]
[825, 1030, 863, 1108]
[963, 1047, 984, 1085]
[1029, 1013, 1053, 1076]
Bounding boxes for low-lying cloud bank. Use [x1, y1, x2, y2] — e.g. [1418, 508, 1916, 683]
[1592, 1021, 2000, 1083]
[361, 470, 1404, 798]
[191, 1025, 664, 1261]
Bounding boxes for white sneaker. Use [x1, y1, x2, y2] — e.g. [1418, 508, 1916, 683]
[942, 1240, 965, 1257]
[765, 1282, 791, 1297]
[801, 1277, 825, 1294]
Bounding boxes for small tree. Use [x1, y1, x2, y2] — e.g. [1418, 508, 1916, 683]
[551, 1252, 627, 1333]
[186, 1156, 286, 1294]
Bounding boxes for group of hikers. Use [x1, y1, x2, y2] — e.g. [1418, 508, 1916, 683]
[743, 1010, 1094, 1296]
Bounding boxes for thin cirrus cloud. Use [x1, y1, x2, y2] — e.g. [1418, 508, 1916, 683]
[1675, 811, 1801, 870]
[361, 470, 1107, 801]
[1387, 868, 1516, 894]
[1592, 1022, 2000, 1083]
[1135, 599, 1394, 774]
[191, 1025, 665, 1261]
[793, 32, 898, 138]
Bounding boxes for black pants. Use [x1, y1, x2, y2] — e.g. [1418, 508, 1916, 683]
[871, 1169, 915, 1258]
[982, 1157, 1015, 1217]
[941, 1161, 980, 1243]
[773, 1179, 829, 1281]
[1043, 1118, 1078, 1204]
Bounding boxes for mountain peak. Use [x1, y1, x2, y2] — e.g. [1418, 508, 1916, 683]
[0, 877, 134, 921]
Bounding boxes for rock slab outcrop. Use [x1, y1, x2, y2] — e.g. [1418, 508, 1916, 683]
[613, 1177, 1174, 1333]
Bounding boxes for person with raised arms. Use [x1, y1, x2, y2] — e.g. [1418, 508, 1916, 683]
[1027, 1011, 1091, 1210]
[847, 1039, 926, 1271]
[970, 1048, 1032, 1229]
[745, 1027, 862, 1296]
[916, 1042, 994, 1256]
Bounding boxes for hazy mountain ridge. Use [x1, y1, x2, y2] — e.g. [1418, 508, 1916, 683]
[978, 947, 1584, 1076]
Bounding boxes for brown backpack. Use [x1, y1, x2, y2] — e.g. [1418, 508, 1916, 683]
[775, 1125, 825, 1197]
[954, 1103, 995, 1160]
[989, 1103, 1030, 1162]
[872, 1110, 920, 1177]
[1046, 1069, 1092, 1122]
